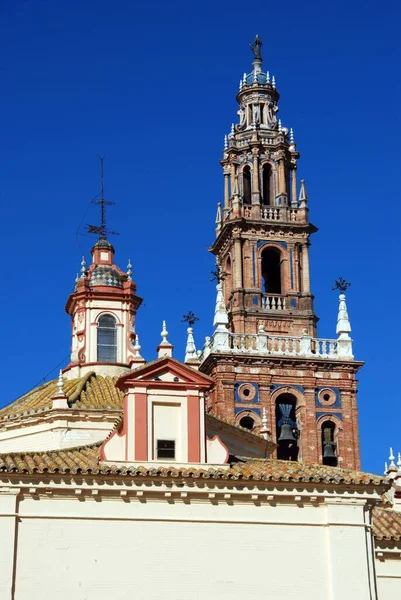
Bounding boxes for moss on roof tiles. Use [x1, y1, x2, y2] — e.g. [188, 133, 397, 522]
[0, 373, 124, 420]
[0, 443, 388, 488]
[373, 507, 401, 541]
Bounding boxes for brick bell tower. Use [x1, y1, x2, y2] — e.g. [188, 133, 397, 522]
[199, 36, 363, 470]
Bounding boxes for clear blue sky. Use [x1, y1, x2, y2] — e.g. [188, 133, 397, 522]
[1, 0, 400, 475]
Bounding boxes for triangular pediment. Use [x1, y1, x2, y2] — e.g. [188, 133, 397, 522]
[117, 357, 214, 390]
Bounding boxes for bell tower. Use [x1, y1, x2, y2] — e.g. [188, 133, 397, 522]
[200, 37, 363, 471]
[213, 34, 316, 338]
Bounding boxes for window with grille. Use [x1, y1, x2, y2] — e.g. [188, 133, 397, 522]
[97, 315, 117, 362]
[156, 440, 175, 460]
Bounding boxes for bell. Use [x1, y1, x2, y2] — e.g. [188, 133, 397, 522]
[278, 422, 296, 443]
[323, 441, 336, 459]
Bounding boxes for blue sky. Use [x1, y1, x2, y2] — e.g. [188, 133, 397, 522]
[1, 0, 400, 475]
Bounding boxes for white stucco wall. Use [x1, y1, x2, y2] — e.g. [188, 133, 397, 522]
[0, 486, 383, 600]
[376, 552, 401, 597]
[0, 416, 114, 452]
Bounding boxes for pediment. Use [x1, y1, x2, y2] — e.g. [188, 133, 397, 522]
[117, 357, 214, 391]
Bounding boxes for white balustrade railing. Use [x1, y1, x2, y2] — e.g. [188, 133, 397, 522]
[200, 331, 347, 361]
[262, 294, 286, 310]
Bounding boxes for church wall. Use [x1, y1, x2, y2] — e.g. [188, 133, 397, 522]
[0, 486, 381, 600]
[0, 417, 114, 453]
[375, 544, 401, 598]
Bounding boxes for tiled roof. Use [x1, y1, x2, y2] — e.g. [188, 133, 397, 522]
[0, 443, 387, 486]
[0, 373, 124, 420]
[373, 507, 401, 541]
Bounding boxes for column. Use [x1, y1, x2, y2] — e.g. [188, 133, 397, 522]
[224, 170, 230, 212]
[233, 237, 243, 289]
[252, 152, 260, 204]
[301, 243, 311, 293]
[291, 168, 297, 206]
[0, 487, 19, 600]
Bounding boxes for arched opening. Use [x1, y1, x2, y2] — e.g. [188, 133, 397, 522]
[97, 315, 117, 362]
[239, 415, 255, 430]
[243, 166, 251, 204]
[262, 164, 271, 206]
[322, 422, 338, 466]
[275, 394, 298, 461]
[261, 247, 282, 294]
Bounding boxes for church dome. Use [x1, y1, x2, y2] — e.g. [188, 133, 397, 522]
[89, 265, 124, 288]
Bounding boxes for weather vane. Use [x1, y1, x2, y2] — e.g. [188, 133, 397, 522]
[210, 266, 227, 283]
[332, 277, 351, 293]
[249, 34, 263, 61]
[182, 311, 199, 328]
[86, 157, 119, 239]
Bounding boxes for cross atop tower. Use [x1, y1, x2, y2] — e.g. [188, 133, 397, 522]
[87, 157, 119, 240]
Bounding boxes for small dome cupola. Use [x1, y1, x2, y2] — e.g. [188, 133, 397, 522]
[88, 239, 125, 289]
[64, 160, 142, 379]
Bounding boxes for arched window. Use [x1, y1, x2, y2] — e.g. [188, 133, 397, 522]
[261, 247, 282, 294]
[243, 166, 251, 204]
[275, 394, 298, 461]
[239, 415, 255, 430]
[97, 315, 117, 362]
[262, 164, 271, 206]
[322, 422, 337, 466]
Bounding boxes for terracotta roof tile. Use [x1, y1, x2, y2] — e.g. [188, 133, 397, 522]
[0, 444, 387, 487]
[373, 507, 401, 541]
[0, 374, 124, 420]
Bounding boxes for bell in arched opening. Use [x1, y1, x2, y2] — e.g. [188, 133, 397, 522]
[276, 399, 299, 461]
[322, 422, 338, 467]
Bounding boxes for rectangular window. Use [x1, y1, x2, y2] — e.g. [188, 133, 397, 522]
[156, 439, 175, 460]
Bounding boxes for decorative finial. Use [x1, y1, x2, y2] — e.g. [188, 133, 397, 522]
[157, 320, 173, 358]
[239, 79, 243, 91]
[215, 202, 222, 226]
[249, 34, 262, 62]
[333, 277, 351, 293]
[384, 462, 388, 475]
[182, 311, 200, 328]
[335, 283, 353, 358]
[278, 119, 282, 132]
[224, 135, 228, 149]
[80, 256, 87, 278]
[266, 71, 270, 83]
[75, 273, 79, 290]
[57, 370, 64, 395]
[398, 452, 401, 470]
[243, 72, 247, 85]
[253, 70, 258, 82]
[298, 179, 308, 207]
[160, 320, 169, 344]
[390, 447, 396, 468]
[289, 128, 294, 143]
[134, 333, 141, 354]
[230, 123, 234, 136]
[183, 316, 199, 363]
[272, 75, 276, 88]
[127, 259, 132, 281]
[213, 282, 229, 329]
[52, 369, 69, 409]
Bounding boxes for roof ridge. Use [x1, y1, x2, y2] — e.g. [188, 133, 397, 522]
[68, 371, 96, 405]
